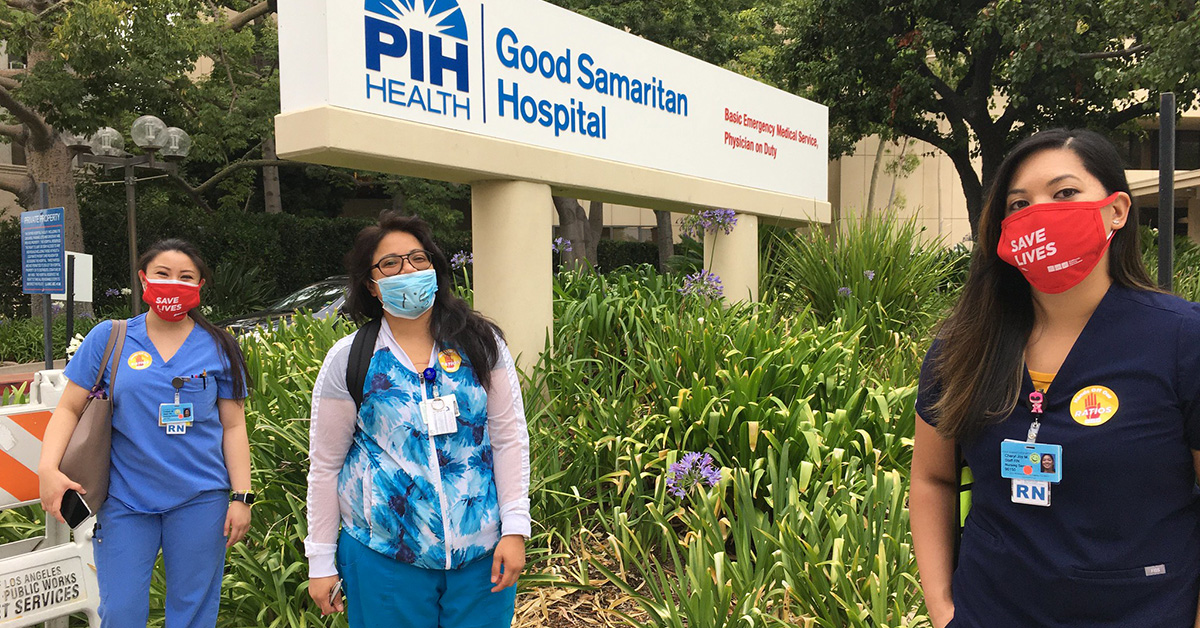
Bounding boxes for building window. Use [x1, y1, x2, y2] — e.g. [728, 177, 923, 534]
[1113, 130, 1200, 171]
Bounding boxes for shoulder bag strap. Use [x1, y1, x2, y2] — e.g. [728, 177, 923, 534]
[91, 321, 123, 391]
[106, 320, 128, 394]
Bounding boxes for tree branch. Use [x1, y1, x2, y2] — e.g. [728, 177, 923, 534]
[0, 123, 25, 140]
[0, 171, 30, 197]
[166, 171, 215, 213]
[225, 1, 273, 31]
[5, 0, 36, 11]
[913, 59, 970, 128]
[192, 159, 304, 196]
[0, 69, 26, 79]
[35, 0, 70, 19]
[1107, 99, 1153, 128]
[0, 76, 20, 90]
[1079, 43, 1151, 60]
[0, 84, 50, 145]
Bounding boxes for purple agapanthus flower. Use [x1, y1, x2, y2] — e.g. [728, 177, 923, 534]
[678, 209, 738, 240]
[450, 251, 474, 270]
[680, 269, 723, 300]
[104, 288, 121, 297]
[666, 452, 722, 498]
[837, 286, 852, 297]
[552, 237, 573, 254]
[864, 270, 876, 281]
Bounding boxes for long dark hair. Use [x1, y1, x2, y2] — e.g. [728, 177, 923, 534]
[344, 212, 503, 389]
[929, 129, 1156, 442]
[138, 239, 250, 399]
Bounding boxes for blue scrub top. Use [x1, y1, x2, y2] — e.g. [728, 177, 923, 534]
[64, 315, 243, 513]
[917, 285, 1200, 627]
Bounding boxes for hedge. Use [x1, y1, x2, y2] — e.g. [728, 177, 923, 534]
[1, 197, 668, 320]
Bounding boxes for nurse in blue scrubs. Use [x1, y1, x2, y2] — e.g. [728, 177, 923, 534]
[911, 129, 1200, 628]
[38, 239, 253, 627]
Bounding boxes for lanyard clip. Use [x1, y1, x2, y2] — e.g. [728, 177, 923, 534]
[1027, 391, 1045, 443]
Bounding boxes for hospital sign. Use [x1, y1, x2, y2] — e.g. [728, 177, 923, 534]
[280, 0, 829, 203]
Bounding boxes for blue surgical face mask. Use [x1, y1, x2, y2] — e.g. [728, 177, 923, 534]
[374, 269, 437, 319]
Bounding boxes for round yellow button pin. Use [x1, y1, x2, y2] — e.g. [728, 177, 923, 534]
[438, 349, 462, 373]
[1070, 385, 1119, 427]
[127, 351, 153, 370]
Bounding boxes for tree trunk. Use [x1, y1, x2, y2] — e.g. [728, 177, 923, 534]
[886, 137, 910, 208]
[945, 146, 984, 240]
[866, 136, 886, 217]
[552, 196, 599, 270]
[12, 33, 94, 319]
[586, 200, 603, 263]
[26, 138, 93, 319]
[654, 210, 673, 272]
[262, 135, 282, 214]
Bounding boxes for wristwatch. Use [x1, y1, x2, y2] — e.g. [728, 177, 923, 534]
[230, 491, 256, 506]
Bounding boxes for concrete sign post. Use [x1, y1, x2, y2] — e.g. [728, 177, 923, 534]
[278, 0, 831, 367]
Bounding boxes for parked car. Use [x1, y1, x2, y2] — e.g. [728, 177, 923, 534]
[218, 276, 347, 335]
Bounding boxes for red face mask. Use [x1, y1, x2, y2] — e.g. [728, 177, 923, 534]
[140, 271, 203, 322]
[997, 192, 1120, 294]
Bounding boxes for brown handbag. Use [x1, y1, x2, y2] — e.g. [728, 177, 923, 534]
[59, 319, 127, 515]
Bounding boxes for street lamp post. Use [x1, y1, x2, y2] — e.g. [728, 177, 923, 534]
[65, 116, 192, 315]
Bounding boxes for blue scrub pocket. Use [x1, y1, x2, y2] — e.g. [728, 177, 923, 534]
[178, 378, 217, 417]
[1069, 563, 1171, 581]
[1056, 562, 1177, 624]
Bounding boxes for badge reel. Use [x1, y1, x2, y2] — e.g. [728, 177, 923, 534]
[418, 367, 459, 436]
[160, 376, 194, 435]
[999, 391, 1061, 507]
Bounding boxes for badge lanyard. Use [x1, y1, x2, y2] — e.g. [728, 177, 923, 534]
[1000, 390, 1062, 506]
[159, 371, 205, 435]
[419, 366, 459, 436]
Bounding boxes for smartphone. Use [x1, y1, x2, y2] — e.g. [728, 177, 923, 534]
[328, 579, 343, 606]
[60, 489, 92, 529]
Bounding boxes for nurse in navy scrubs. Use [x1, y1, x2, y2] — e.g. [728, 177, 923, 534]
[38, 239, 253, 627]
[911, 129, 1200, 628]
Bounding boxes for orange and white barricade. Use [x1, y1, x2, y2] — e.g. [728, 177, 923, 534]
[0, 371, 100, 628]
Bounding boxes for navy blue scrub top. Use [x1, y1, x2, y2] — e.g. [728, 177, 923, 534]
[63, 315, 244, 513]
[917, 285, 1200, 628]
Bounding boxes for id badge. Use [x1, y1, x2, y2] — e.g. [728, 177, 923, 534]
[1011, 479, 1051, 507]
[420, 395, 459, 436]
[159, 403, 194, 426]
[999, 439, 1062, 483]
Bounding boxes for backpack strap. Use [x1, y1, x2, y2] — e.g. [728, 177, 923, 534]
[346, 318, 382, 410]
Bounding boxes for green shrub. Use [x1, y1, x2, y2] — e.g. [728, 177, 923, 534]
[0, 217, 22, 319]
[0, 315, 102, 363]
[206, 258, 276, 321]
[761, 213, 965, 378]
[597, 239, 661, 271]
[1141, 227, 1200, 302]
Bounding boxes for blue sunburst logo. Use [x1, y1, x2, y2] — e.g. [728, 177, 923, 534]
[365, 0, 468, 41]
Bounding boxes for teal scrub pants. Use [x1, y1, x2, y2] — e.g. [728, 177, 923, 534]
[92, 490, 229, 628]
[337, 530, 518, 628]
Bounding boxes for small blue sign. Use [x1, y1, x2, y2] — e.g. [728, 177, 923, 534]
[21, 207, 66, 294]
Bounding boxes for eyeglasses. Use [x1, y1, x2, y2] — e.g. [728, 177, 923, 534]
[371, 250, 433, 276]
